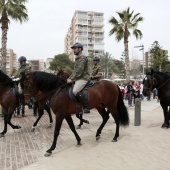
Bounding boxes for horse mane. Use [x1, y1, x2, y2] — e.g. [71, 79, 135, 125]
[0, 70, 13, 87]
[154, 71, 170, 79]
[29, 71, 67, 91]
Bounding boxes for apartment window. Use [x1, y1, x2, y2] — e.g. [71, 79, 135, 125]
[82, 31, 87, 35]
[78, 11, 87, 16]
[94, 13, 103, 17]
[94, 44, 104, 50]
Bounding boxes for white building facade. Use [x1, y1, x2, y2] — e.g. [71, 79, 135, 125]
[65, 10, 104, 61]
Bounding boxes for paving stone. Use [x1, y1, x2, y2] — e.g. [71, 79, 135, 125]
[0, 106, 113, 170]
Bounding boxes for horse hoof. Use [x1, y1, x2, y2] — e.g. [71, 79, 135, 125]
[0, 133, 5, 138]
[17, 125, 21, 129]
[161, 124, 169, 128]
[86, 120, 90, 124]
[76, 125, 81, 129]
[77, 141, 81, 145]
[31, 127, 35, 132]
[48, 123, 53, 127]
[96, 136, 100, 141]
[44, 152, 52, 157]
[111, 139, 117, 142]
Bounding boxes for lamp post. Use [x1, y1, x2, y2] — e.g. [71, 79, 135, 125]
[134, 45, 144, 79]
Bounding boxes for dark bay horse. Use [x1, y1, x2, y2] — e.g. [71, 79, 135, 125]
[0, 70, 21, 137]
[57, 69, 89, 128]
[23, 76, 53, 131]
[143, 69, 170, 128]
[24, 71, 129, 156]
[0, 70, 53, 138]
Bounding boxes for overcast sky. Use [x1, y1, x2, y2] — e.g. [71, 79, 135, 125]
[2, 0, 170, 61]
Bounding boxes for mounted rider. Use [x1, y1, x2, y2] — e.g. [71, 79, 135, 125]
[91, 56, 103, 81]
[67, 43, 90, 114]
[14, 56, 31, 117]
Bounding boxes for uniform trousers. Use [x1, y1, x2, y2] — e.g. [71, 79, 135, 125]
[73, 79, 88, 96]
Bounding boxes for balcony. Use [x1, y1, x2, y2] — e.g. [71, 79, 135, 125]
[92, 28, 104, 32]
[92, 34, 104, 38]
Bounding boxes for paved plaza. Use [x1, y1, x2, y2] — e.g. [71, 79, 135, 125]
[0, 99, 170, 170]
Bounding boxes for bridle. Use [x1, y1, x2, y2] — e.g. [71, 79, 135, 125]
[23, 79, 67, 102]
[147, 74, 170, 90]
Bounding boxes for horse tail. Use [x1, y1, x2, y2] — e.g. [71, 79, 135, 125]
[117, 85, 129, 127]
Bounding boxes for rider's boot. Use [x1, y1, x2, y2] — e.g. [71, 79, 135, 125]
[76, 90, 90, 114]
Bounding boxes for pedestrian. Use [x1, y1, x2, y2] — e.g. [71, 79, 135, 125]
[139, 82, 144, 100]
[126, 81, 134, 107]
[67, 43, 90, 114]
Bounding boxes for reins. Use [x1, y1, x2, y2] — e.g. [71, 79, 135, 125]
[156, 79, 170, 90]
[30, 83, 68, 102]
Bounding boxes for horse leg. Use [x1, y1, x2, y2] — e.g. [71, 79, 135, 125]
[8, 112, 21, 129]
[44, 104, 53, 127]
[0, 114, 8, 137]
[76, 113, 89, 129]
[160, 102, 169, 128]
[95, 107, 110, 140]
[65, 115, 81, 145]
[44, 114, 64, 156]
[31, 108, 44, 132]
[111, 113, 120, 142]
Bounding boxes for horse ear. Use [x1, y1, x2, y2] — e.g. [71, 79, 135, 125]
[151, 69, 154, 75]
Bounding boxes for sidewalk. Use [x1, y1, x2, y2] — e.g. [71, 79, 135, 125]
[1, 99, 169, 170]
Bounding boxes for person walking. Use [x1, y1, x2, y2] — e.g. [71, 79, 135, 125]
[67, 43, 90, 114]
[126, 81, 134, 107]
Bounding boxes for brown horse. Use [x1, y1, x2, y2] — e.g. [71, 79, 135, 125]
[24, 71, 129, 156]
[23, 75, 53, 131]
[0, 70, 21, 137]
[57, 69, 89, 128]
[0, 70, 53, 138]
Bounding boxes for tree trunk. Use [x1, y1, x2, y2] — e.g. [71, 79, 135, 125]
[1, 28, 7, 72]
[0, 9, 9, 73]
[124, 42, 130, 81]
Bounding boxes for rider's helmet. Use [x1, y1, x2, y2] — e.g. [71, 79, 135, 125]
[92, 56, 100, 61]
[18, 56, 27, 62]
[71, 43, 83, 50]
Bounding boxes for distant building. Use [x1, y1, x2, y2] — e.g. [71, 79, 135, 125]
[65, 10, 104, 61]
[0, 49, 17, 75]
[45, 58, 54, 72]
[28, 59, 45, 71]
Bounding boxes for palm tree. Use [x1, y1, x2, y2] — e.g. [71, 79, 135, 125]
[150, 41, 169, 71]
[0, 0, 28, 72]
[109, 7, 143, 81]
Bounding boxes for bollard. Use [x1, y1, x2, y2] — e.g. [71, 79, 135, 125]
[134, 98, 141, 126]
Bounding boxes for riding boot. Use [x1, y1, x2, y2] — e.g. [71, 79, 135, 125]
[76, 90, 90, 114]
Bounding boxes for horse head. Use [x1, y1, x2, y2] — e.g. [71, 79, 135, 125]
[23, 72, 39, 104]
[57, 69, 71, 80]
[142, 69, 155, 96]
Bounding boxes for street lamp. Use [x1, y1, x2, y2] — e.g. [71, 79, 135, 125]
[134, 45, 144, 79]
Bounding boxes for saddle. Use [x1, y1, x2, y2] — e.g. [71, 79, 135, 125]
[69, 81, 94, 101]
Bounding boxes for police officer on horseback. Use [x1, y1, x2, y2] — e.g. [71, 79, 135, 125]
[91, 56, 102, 81]
[14, 56, 31, 117]
[67, 43, 90, 114]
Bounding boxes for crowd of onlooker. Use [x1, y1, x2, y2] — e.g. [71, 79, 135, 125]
[118, 81, 159, 107]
